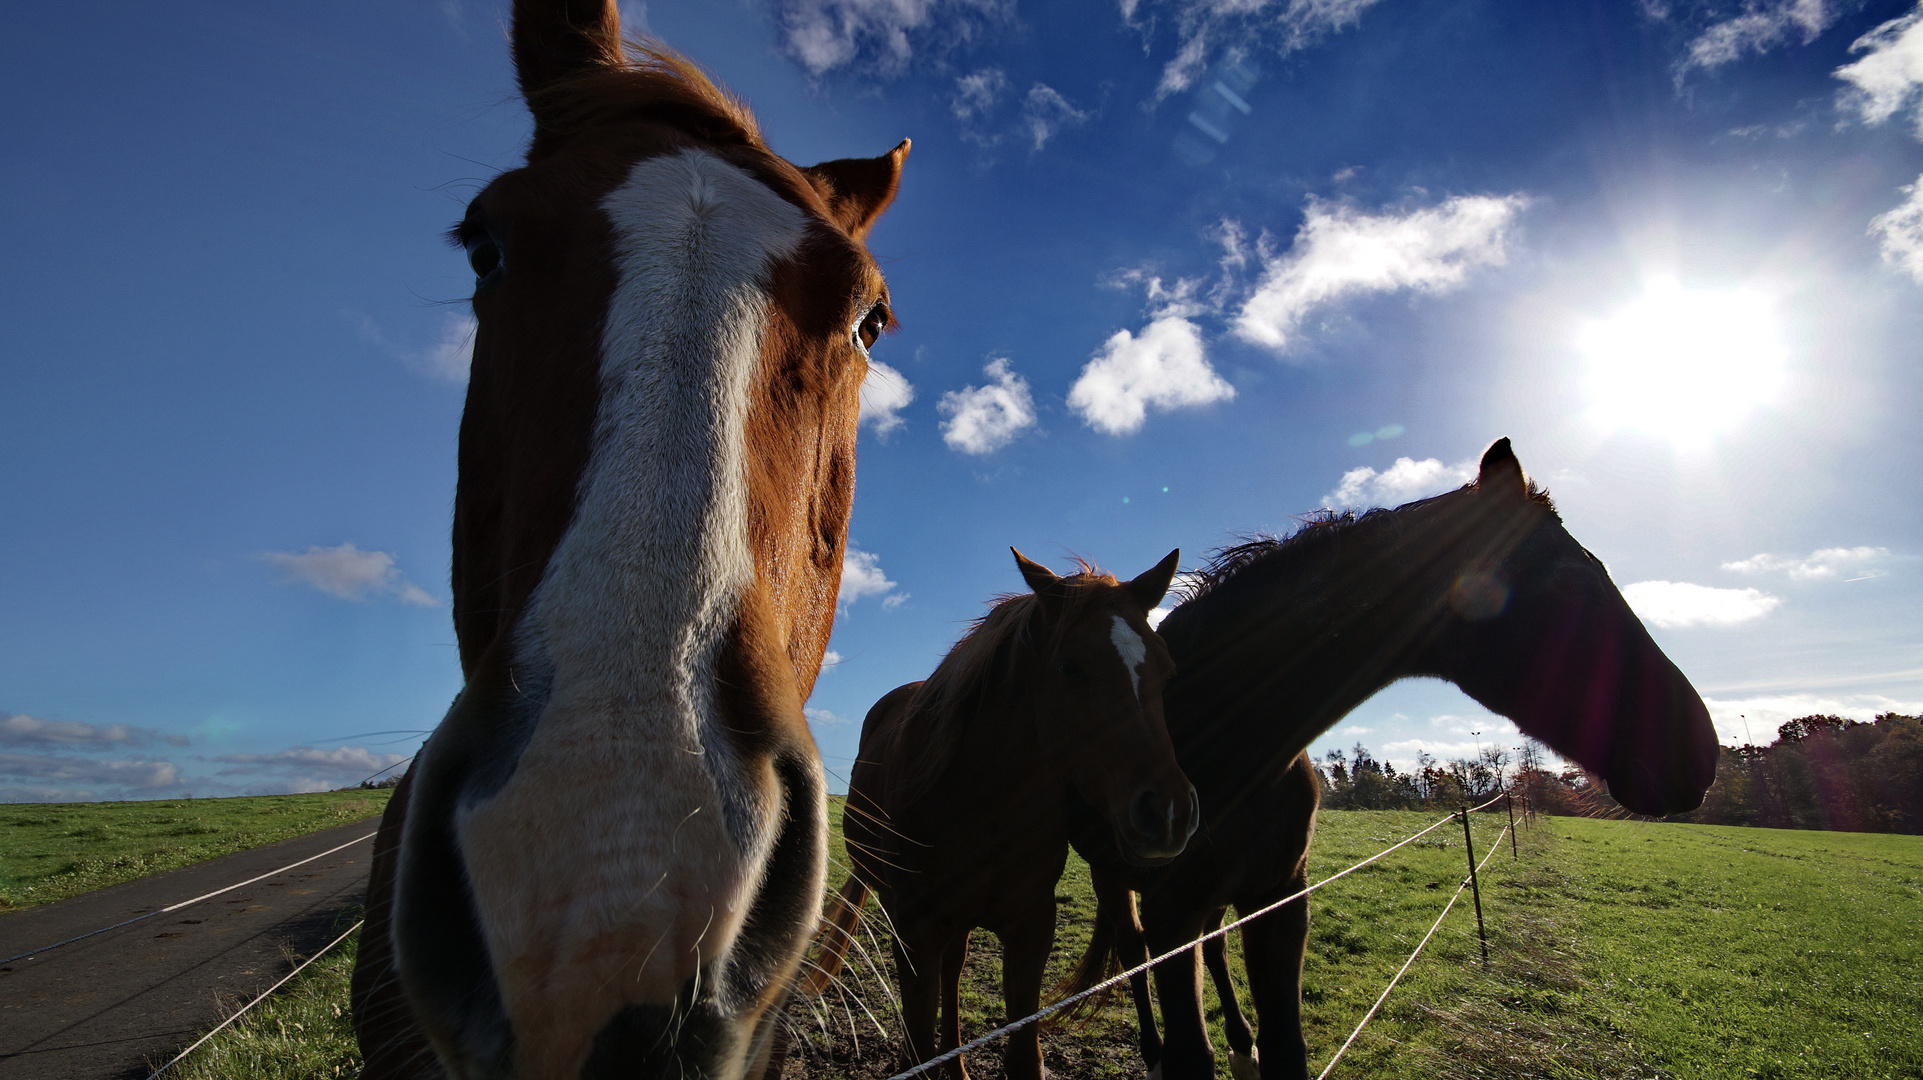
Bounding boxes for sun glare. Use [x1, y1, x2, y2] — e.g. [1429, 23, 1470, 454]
[1577, 277, 1788, 441]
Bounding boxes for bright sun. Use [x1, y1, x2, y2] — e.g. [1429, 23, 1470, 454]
[1577, 277, 1788, 441]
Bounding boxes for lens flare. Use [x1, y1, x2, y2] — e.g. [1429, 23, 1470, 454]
[1577, 277, 1788, 441]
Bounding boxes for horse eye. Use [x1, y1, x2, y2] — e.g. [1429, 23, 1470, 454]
[466, 238, 502, 284]
[854, 301, 890, 351]
[1057, 660, 1084, 680]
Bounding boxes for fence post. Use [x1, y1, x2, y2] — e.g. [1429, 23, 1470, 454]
[1459, 808, 1488, 963]
[1506, 793, 1518, 858]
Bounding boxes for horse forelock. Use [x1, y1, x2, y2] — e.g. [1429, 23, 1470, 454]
[523, 39, 765, 161]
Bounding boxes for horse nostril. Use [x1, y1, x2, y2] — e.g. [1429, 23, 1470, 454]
[1130, 790, 1168, 841]
[1184, 786, 1201, 839]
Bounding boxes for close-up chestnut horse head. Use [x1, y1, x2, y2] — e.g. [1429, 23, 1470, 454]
[350, 3, 907, 1078]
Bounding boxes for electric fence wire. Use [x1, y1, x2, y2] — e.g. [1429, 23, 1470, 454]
[144, 919, 364, 1080]
[1314, 817, 1514, 1078]
[881, 793, 1510, 1080]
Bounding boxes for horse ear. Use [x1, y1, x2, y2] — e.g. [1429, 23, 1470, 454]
[513, 0, 623, 102]
[1012, 547, 1061, 597]
[1476, 437, 1527, 500]
[1125, 549, 1182, 613]
[801, 140, 911, 241]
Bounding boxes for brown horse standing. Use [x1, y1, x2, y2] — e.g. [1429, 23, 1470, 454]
[349, 4, 910, 1078]
[809, 550, 1198, 1080]
[1061, 439, 1720, 1080]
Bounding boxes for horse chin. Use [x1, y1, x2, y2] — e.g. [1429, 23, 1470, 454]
[1112, 826, 1185, 868]
[1606, 760, 1709, 817]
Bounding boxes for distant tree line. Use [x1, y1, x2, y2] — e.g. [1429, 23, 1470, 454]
[1314, 742, 1523, 811]
[1666, 713, 1923, 834]
[1318, 713, 1923, 835]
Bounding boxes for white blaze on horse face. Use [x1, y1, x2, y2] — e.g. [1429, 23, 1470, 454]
[1111, 615, 1148, 700]
[451, 149, 810, 1075]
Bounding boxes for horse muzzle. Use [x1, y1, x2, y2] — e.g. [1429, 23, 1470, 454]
[1115, 784, 1201, 866]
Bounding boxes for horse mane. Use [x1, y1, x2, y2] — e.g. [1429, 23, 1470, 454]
[894, 562, 1119, 799]
[1181, 479, 1556, 605]
[525, 39, 766, 157]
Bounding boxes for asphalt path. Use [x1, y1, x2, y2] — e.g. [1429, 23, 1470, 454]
[0, 817, 380, 1080]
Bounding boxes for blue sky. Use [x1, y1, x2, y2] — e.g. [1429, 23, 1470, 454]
[3, 0, 1921, 800]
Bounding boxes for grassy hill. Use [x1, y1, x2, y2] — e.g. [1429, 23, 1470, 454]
[0, 789, 391, 910]
[105, 802, 1923, 1079]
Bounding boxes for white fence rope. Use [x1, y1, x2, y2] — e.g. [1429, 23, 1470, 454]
[144, 918, 364, 1080]
[2, 830, 378, 966]
[1314, 817, 1513, 1079]
[881, 794, 1510, 1080]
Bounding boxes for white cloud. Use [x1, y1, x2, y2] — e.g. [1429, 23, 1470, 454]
[1147, 570, 1207, 628]
[1679, 0, 1837, 73]
[840, 545, 906, 611]
[0, 752, 182, 789]
[1367, 715, 1526, 773]
[1722, 545, 1893, 580]
[618, 3, 652, 37]
[1621, 580, 1782, 627]
[953, 67, 1009, 122]
[264, 543, 439, 607]
[859, 359, 916, 436]
[939, 357, 1036, 454]
[1135, 0, 1388, 98]
[1, 713, 187, 748]
[1702, 692, 1923, 745]
[213, 745, 412, 792]
[352, 310, 474, 383]
[418, 312, 476, 383]
[1068, 316, 1234, 436]
[1834, 5, 1923, 136]
[805, 706, 854, 726]
[214, 745, 406, 774]
[1321, 456, 1475, 509]
[821, 649, 843, 669]
[1021, 83, 1090, 150]
[777, 0, 1006, 76]
[1869, 175, 1923, 282]
[1233, 194, 1529, 353]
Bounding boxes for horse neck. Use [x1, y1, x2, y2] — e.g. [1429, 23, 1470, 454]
[1162, 503, 1470, 762]
[902, 649, 1071, 841]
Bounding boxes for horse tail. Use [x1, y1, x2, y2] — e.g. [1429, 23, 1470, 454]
[798, 876, 871, 997]
[1045, 902, 1119, 1029]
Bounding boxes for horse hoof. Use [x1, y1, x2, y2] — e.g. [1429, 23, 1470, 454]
[1146, 1064, 1162, 1080]
[1229, 1048, 1261, 1080]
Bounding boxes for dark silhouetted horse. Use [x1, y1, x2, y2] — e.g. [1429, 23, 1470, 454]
[1061, 439, 1718, 1080]
[809, 550, 1197, 1080]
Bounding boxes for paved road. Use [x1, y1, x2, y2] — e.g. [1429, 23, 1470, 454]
[0, 817, 380, 1080]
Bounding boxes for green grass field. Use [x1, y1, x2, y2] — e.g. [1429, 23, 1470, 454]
[132, 804, 1923, 1080]
[0, 789, 392, 911]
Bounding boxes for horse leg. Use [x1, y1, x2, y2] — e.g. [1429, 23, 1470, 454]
[1240, 754, 1320, 1080]
[1096, 875, 1163, 1077]
[896, 930, 946, 1079]
[1202, 907, 1259, 1080]
[937, 929, 972, 1080]
[1142, 908, 1213, 1080]
[1240, 879, 1311, 1080]
[999, 904, 1056, 1080]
